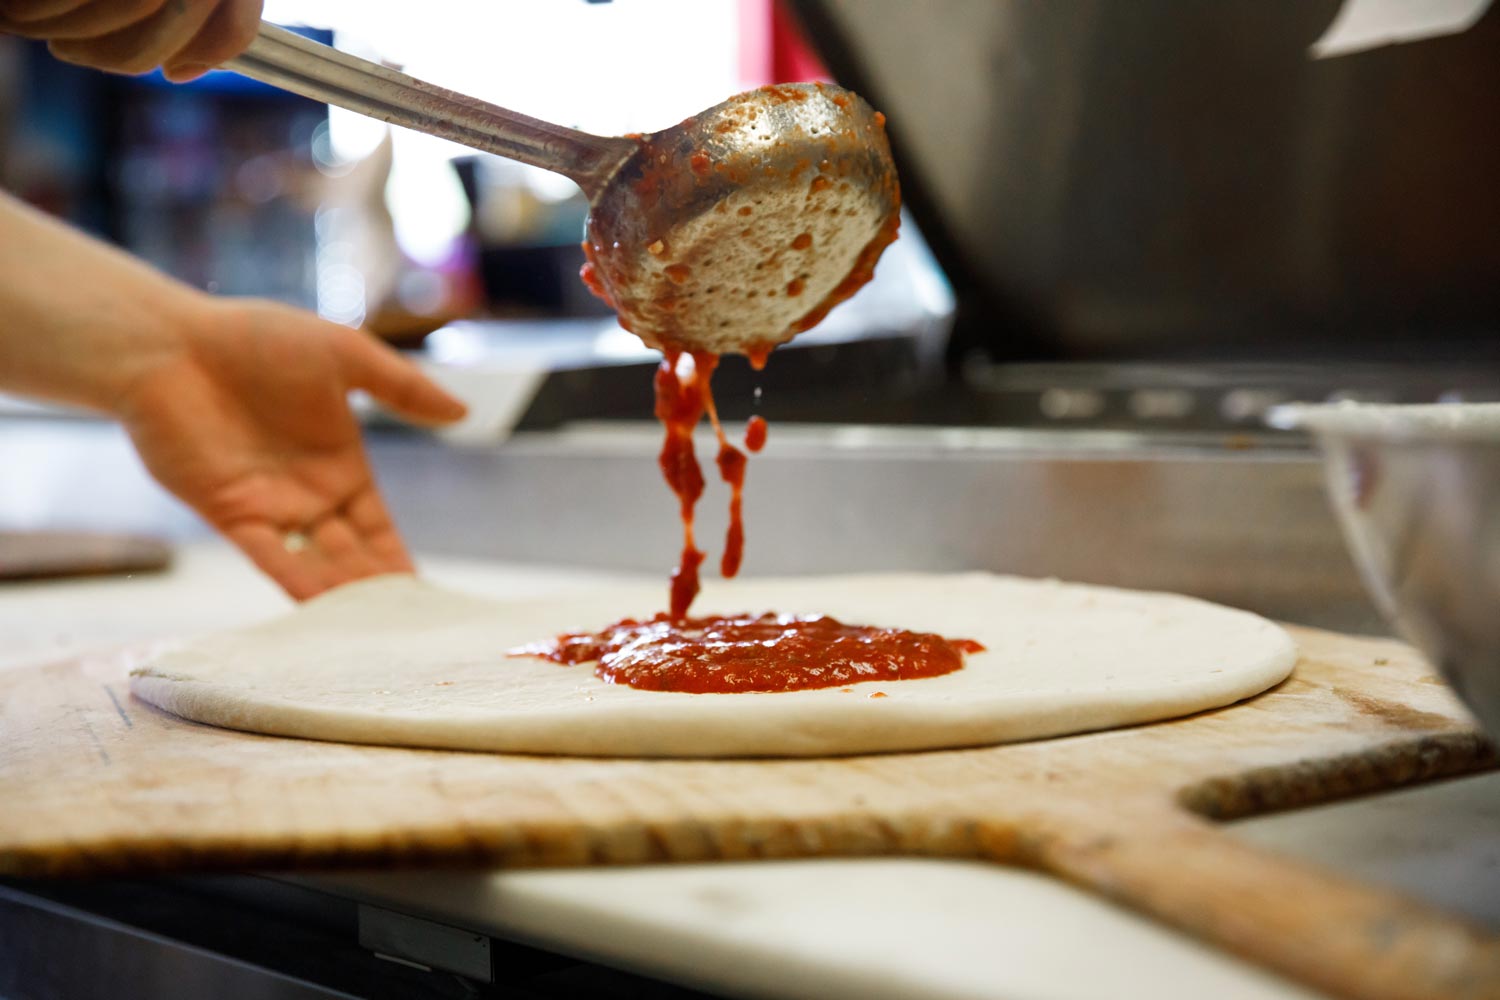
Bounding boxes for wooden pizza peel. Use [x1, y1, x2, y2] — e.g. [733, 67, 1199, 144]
[1, 625, 1496, 1000]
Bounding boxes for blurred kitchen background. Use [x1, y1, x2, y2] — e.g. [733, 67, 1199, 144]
[0, 0, 957, 433]
[2, 0, 1499, 627]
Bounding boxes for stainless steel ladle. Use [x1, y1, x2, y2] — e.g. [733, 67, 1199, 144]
[225, 22, 900, 358]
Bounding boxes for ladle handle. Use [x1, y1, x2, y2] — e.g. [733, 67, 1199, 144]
[224, 22, 636, 198]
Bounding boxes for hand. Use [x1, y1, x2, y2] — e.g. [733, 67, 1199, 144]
[0, 0, 262, 81]
[118, 298, 467, 599]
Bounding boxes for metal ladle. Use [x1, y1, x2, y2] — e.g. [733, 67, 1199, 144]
[226, 23, 900, 358]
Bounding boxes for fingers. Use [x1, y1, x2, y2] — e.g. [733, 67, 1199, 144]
[343, 488, 415, 573]
[228, 513, 410, 602]
[49, 0, 215, 75]
[0, 0, 93, 26]
[336, 328, 469, 425]
[309, 516, 382, 580]
[162, 0, 260, 81]
[227, 522, 335, 602]
[221, 482, 414, 602]
[1, 0, 166, 39]
[38, 0, 258, 77]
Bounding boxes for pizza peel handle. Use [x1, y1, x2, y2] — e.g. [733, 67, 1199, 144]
[991, 799, 1500, 1000]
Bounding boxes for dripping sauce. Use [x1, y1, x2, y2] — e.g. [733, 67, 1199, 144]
[653, 349, 714, 620]
[517, 100, 966, 697]
[745, 415, 768, 452]
[652, 347, 768, 615]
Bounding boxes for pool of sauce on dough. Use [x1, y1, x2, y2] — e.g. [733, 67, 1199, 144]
[510, 613, 984, 694]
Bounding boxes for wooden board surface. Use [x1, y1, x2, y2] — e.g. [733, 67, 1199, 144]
[2, 626, 1497, 1000]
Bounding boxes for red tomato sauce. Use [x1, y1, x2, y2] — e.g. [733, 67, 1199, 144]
[534, 97, 953, 696]
[510, 613, 984, 694]
[651, 348, 767, 618]
[744, 415, 768, 452]
[653, 349, 714, 620]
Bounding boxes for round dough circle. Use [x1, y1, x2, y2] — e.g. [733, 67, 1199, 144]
[130, 573, 1297, 758]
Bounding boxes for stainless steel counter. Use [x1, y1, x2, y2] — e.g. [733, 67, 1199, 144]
[0, 416, 1379, 632]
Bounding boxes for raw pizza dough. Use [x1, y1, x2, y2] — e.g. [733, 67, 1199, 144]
[130, 573, 1297, 758]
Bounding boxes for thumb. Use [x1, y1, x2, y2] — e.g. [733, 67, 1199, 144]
[337, 329, 468, 424]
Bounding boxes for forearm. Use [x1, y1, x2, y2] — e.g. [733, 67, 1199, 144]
[0, 189, 204, 413]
